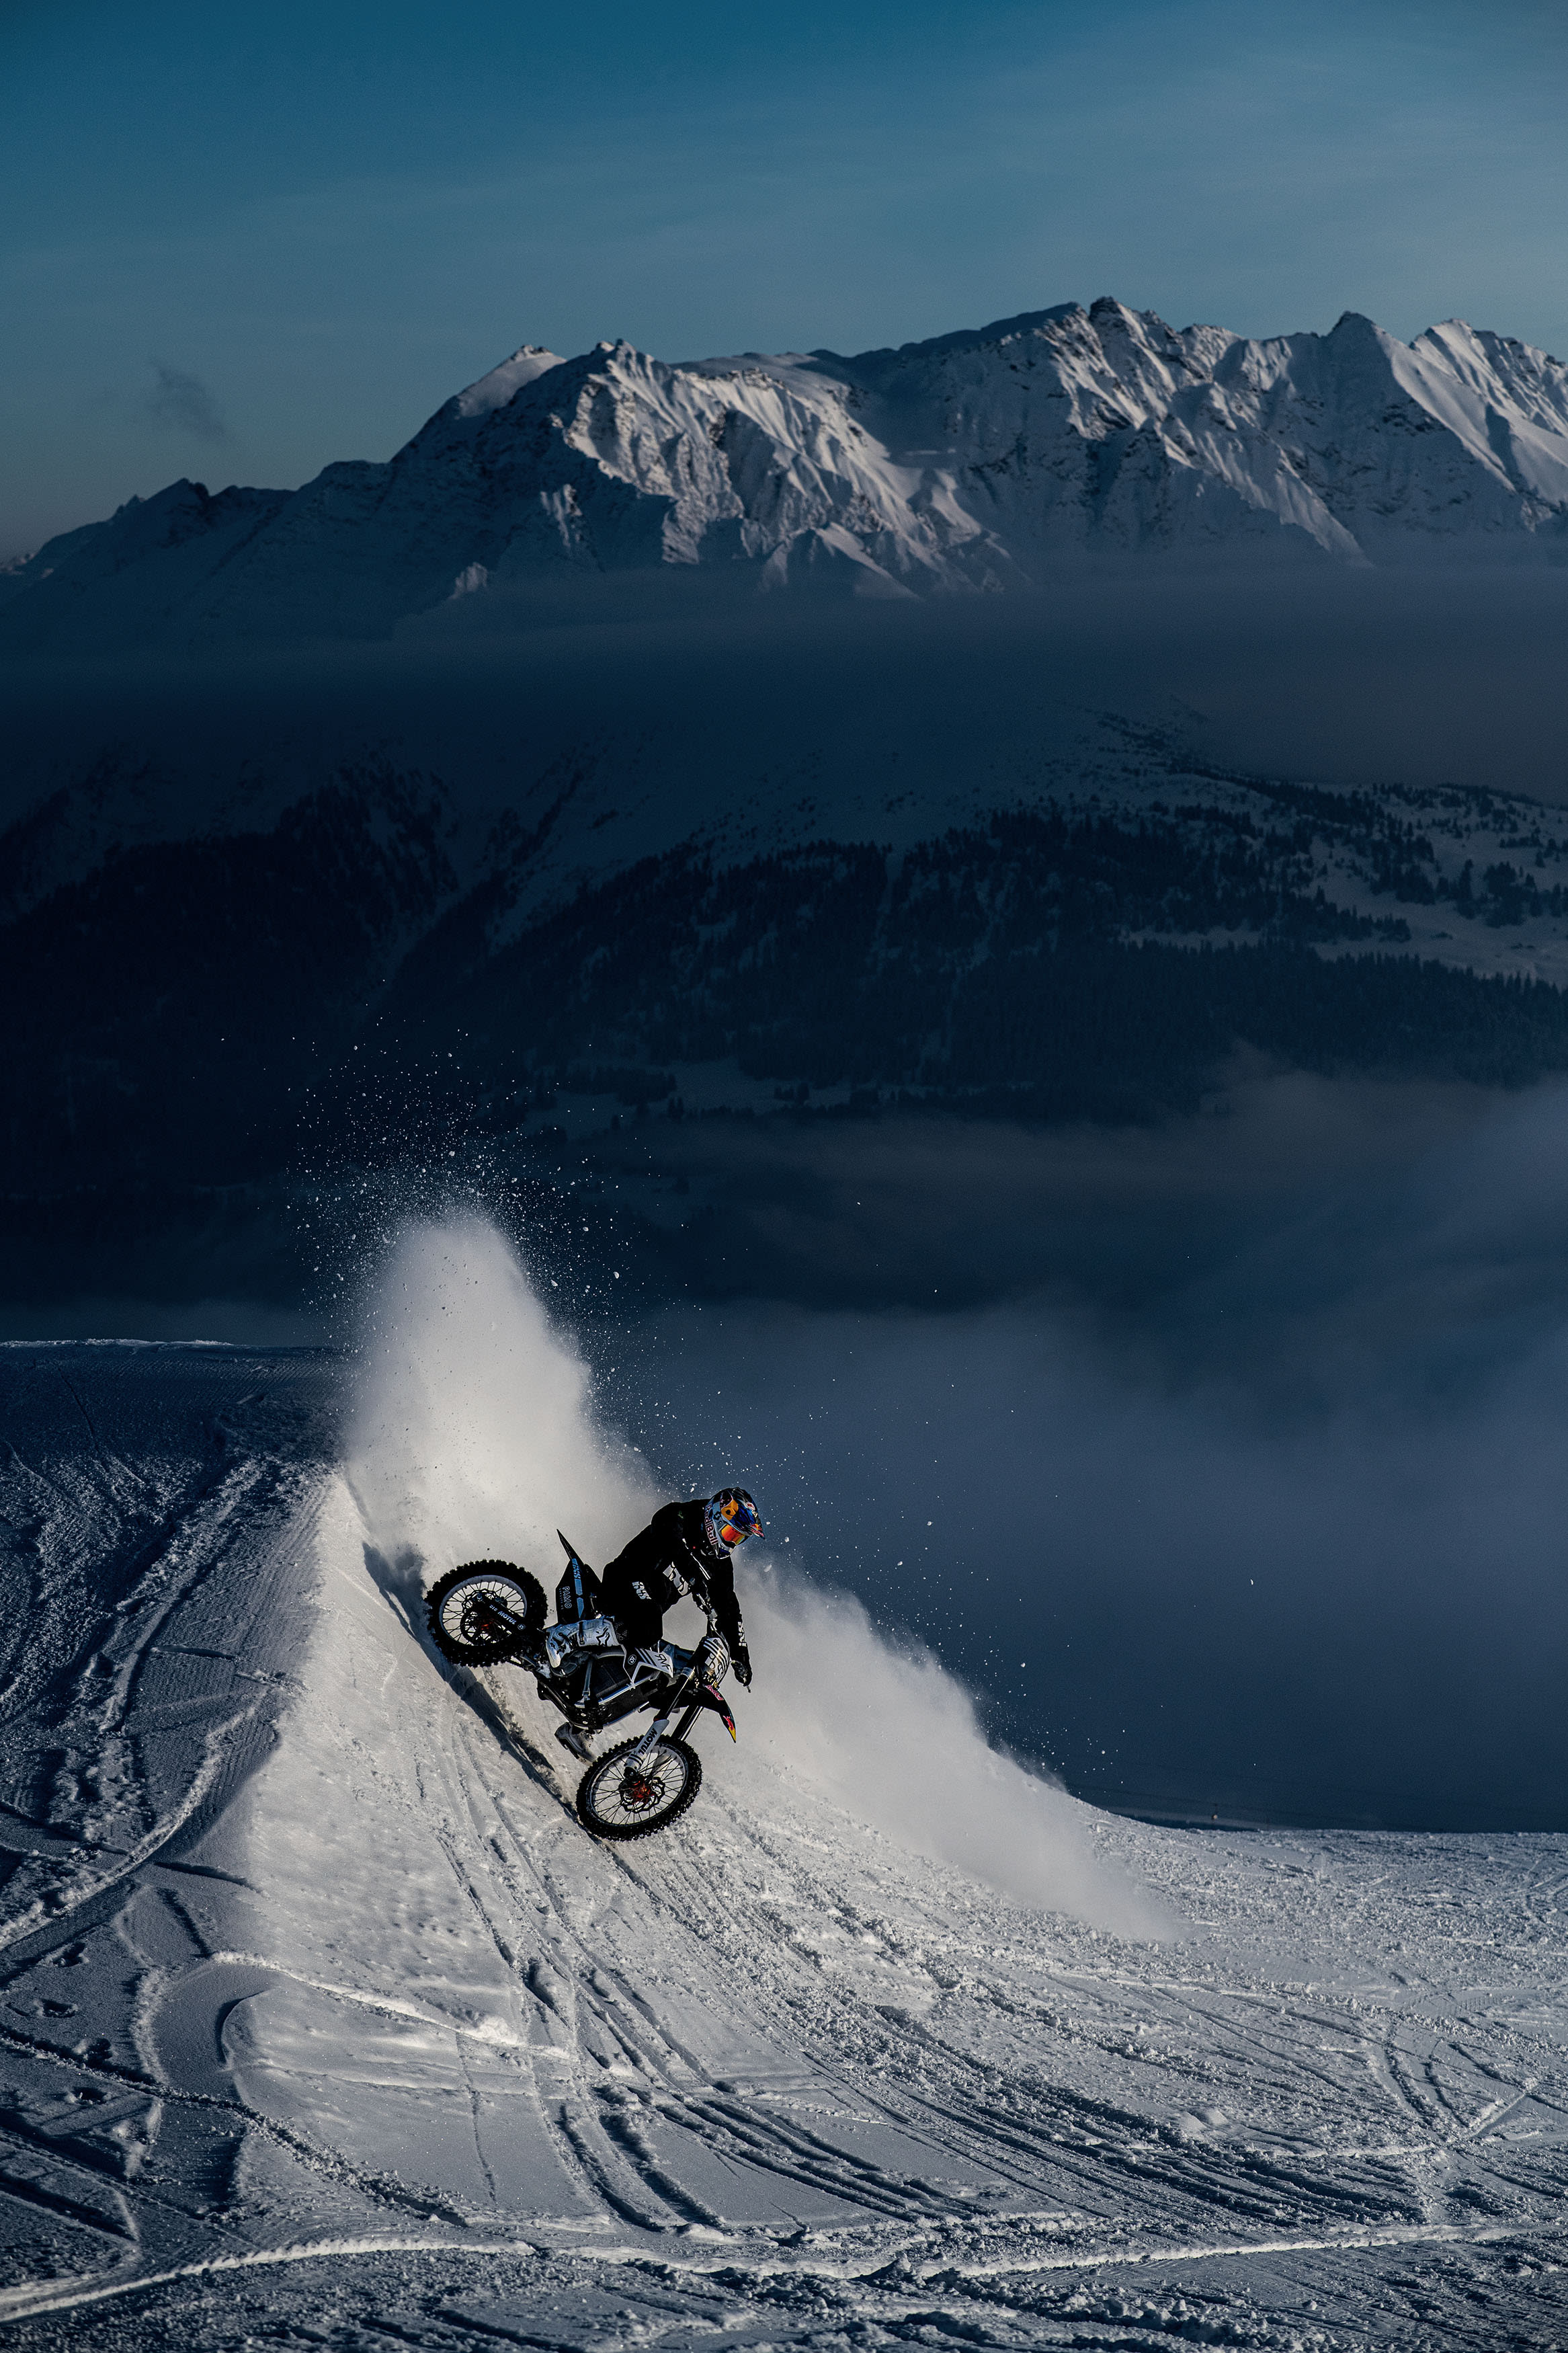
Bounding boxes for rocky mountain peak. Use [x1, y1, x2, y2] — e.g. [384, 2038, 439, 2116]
[7, 296, 1568, 651]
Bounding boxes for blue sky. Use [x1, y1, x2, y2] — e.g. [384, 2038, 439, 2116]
[5, 0, 1568, 555]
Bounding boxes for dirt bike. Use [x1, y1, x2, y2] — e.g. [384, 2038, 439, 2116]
[423, 1534, 738, 1841]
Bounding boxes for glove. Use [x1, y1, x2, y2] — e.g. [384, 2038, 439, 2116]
[731, 1642, 752, 1688]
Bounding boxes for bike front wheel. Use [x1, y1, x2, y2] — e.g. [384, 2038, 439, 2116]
[576, 1737, 703, 1841]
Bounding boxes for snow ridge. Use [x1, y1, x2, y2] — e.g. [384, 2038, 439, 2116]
[9, 298, 1568, 648]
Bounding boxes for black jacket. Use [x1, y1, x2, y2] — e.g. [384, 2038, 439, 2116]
[599, 1501, 745, 1654]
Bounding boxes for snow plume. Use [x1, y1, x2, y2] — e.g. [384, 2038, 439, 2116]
[738, 1564, 1162, 1934]
[346, 1211, 1158, 1933]
[347, 1212, 651, 1575]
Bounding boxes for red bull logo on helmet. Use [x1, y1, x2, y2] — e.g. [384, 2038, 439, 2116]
[706, 1488, 762, 1549]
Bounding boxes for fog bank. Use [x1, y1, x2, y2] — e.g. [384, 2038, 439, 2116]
[8, 565, 1568, 842]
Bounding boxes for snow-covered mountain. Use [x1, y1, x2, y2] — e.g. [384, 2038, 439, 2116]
[9, 298, 1568, 649]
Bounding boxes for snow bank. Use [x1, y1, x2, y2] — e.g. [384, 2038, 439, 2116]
[345, 1212, 1160, 1933]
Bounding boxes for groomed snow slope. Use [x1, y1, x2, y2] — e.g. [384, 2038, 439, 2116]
[0, 1232, 1566, 2349]
[10, 300, 1568, 649]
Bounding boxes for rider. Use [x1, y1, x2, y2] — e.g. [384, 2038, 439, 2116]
[597, 1488, 760, 1687]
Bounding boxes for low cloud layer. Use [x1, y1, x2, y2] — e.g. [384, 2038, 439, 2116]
[605, 1077, 1568, 1830]
[6, 563, 1568, 814]
[634, 1071, 1568, 1400]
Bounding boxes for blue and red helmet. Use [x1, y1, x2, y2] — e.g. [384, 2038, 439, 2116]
[704, 1488, 763, 1554]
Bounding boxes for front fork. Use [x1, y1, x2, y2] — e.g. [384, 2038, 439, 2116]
[626, 1684, 735, 1766]
[624, 1615, 737, 1765]
[630, 1693, 694, 1765]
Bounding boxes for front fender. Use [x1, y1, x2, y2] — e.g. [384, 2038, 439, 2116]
[694, 1685, 737, 1741]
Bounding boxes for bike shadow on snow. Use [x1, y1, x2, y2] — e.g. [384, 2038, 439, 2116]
[360, 1539, 574, 1814]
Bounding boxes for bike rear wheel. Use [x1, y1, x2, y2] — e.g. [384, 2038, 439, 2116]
[425, 1562, 546, 1664]
[576, 1736, 703, 1841]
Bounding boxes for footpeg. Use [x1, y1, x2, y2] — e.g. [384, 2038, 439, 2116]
[554, 1724, 591, 1761]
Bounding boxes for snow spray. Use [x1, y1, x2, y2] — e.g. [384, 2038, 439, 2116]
[347, 1212, 650, 1573]
[347, 1212, 1163, 1936]
[735, 1568, 1161, 1931]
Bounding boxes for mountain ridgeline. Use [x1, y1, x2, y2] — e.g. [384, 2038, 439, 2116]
[9, 298, 1568, 650]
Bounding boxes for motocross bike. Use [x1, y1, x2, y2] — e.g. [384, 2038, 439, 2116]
[423, 1535, 737, 1841]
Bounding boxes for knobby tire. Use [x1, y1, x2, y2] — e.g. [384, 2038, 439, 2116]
[425, 1561, 546, 1665]
[577, 1736, 703, 1841]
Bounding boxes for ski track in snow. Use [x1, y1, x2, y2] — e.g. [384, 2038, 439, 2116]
[0, 1345, 1565, 2348]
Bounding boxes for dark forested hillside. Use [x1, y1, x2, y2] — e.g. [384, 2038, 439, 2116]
[9, 756, 1568, 1322]
[0, 778, 454, 1196]
[7, 778, 1568, 1213]
[340, 805, 1568, 1143]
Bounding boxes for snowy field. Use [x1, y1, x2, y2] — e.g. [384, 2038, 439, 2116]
[1, 1232, 1565, 2350]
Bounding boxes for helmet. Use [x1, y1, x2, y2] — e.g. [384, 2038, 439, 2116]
[703, 1487, 763, 1555]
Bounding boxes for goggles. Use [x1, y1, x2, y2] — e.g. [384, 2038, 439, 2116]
[712, 1494, 762, 1546]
